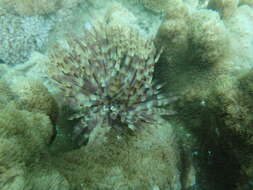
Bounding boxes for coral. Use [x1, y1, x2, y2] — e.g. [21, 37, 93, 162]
[137, 0, 172, 13]
[10, 77, 58, 123]
[154, 9, 231, 95]
[156, 18, 189, 64]
[0, 76, 67, 188]
[12, 0, 59, 16]
[0, 75, 68, 189]
[0, 104, 53, 162]
[0, 79, 14, 109]
[0, 61, 59, 122]
[49, 22, 174, 146]
[52, 120, 181, 189]
[0, 0, 86, 16]
[0, 13, 54, 65]
[0, 103, 56, 189]
[207, 0, 239, 19]
[104, 2, 138, 28]
[26, 165, 70, 190]
[0, 165, 26, 190]
[239, 0, 253, 6]
[154, 2, 253, 188]
[225, 5, 253, 70]
[188, 9, 230, 65]
[155, 4, 230, 67]
[0, 0, 59, 16]
[131, 0, 189, 18]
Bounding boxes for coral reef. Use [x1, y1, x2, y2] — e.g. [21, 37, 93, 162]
[132, 0, 185, 14]
[0, 79, 14, 109]
[49, 22, 174, 146]
[1, 0, 253, 189]
[135, 0, 173, 13]
[239, 0, 253, 6]
[0, 12, 54, 65]
[156, 8, 230, 67]
[207, 0, 239, 19]
[52, 120, 181, 190]
[0, 75, 66, 189]
[0, 104, 53, 164]
[155, 17, 189, 64]
[154, 0, 253, 189]
[0, 0, 83, 16]
[154, 0, 189, 65]
[0, 103, 57, 189]
[10, 77, 58, 123]
[0, 15, 183, 189]
[0, 0, 94, 66]
[188, 9, 230, 65]
[26, 165, 70, 190]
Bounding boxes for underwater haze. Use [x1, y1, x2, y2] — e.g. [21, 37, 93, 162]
[0, 0, 253, 190]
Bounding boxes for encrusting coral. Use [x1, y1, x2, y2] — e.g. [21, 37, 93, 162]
[49, 22, 175, 146]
